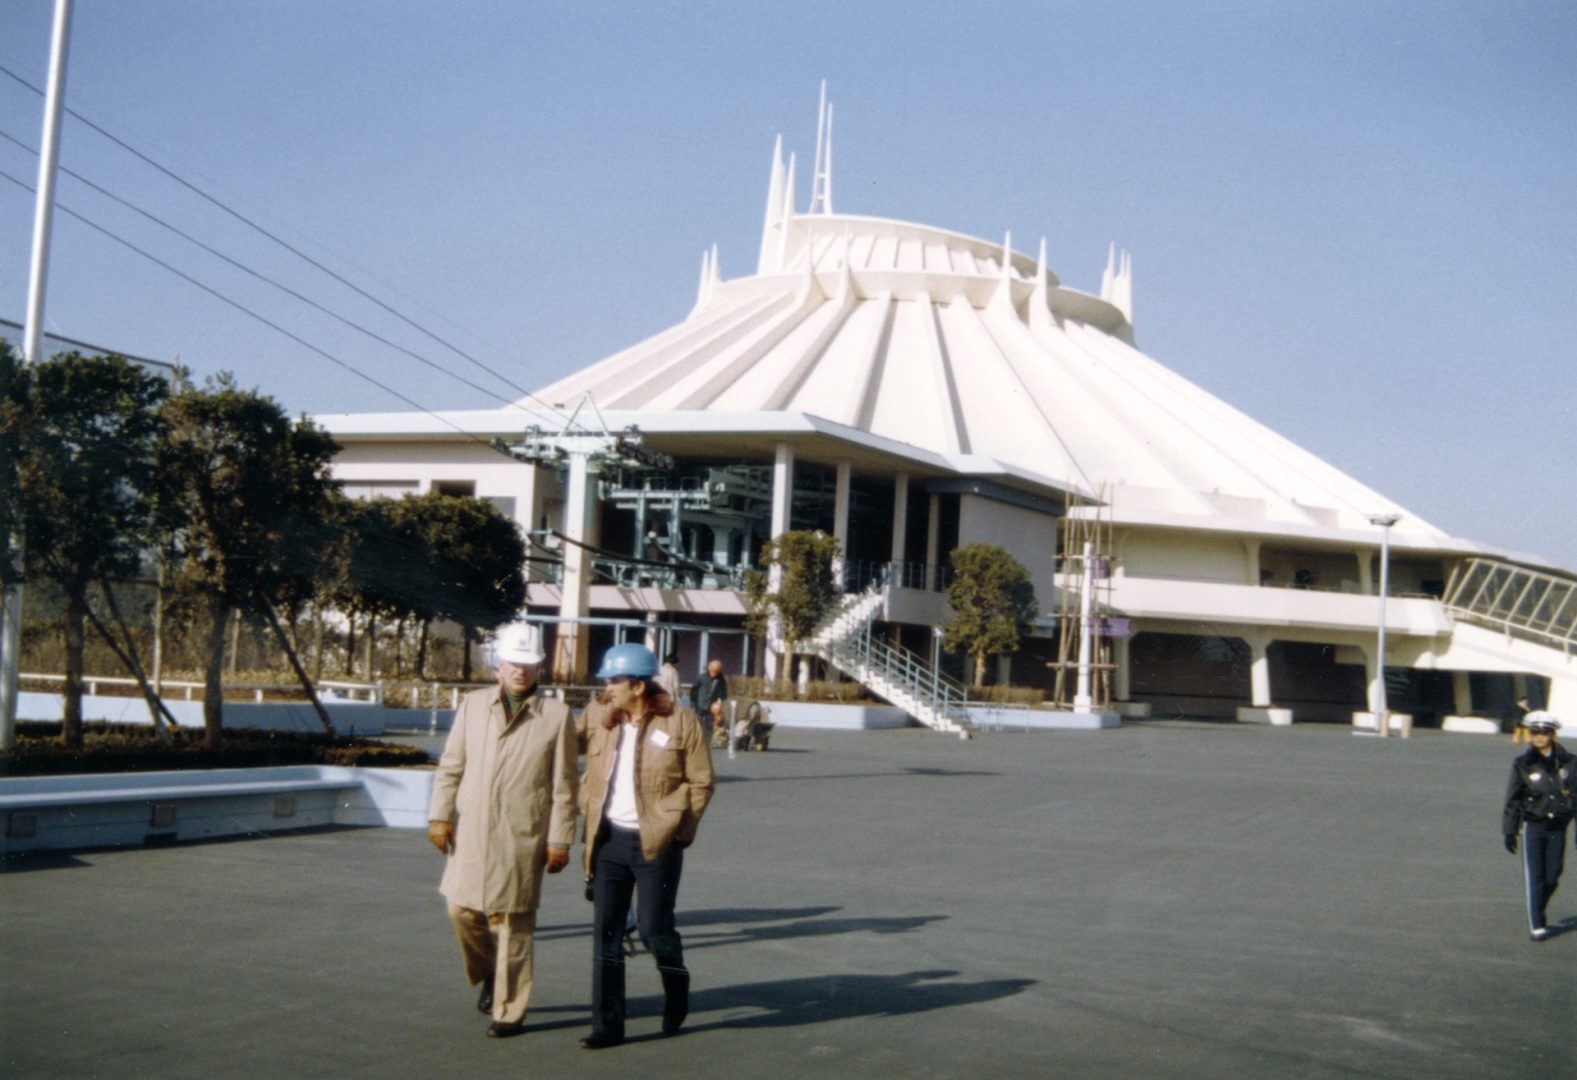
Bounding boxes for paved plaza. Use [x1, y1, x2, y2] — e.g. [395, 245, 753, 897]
[2, 722, 1572, 1078]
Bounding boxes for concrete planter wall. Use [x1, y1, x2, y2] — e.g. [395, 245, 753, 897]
[0, 766, 435, 855]
[758, 701, 915, 730]
[17, 691, 446, 736]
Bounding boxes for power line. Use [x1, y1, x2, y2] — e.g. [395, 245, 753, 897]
[0, 61, 576, 424]
[0, 125, 535, 411]
[0, 166, 542, 458]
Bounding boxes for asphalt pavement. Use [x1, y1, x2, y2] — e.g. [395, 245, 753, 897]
[2, 723, 1572, 1079]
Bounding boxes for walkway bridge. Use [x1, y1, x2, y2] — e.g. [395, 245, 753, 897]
[1442, 556, 1577, 712]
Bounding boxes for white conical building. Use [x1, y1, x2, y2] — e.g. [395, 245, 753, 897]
[320, 94, 1576, 727]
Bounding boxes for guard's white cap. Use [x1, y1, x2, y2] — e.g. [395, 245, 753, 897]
[1523, 710, 1561, 732]
[491, 622, 544, 666]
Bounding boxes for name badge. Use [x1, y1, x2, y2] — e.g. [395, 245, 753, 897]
[649, 729, 671, 749]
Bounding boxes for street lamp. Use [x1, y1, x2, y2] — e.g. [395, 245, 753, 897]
[1367, 513, 1400, 737]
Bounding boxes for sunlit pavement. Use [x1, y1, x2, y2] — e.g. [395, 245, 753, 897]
[2, 723, 1571, 1079]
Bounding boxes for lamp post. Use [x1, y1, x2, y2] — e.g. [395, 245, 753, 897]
[1368, 513, 1400, 737]
[931, 626, 943, 713]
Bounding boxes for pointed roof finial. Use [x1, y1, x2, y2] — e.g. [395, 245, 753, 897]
[810, 81, 834, 215]
[1100, 241, 1116, 301]
[1001, 231, 1014, 282]
[757, 135, 785, 275]
[690, 247, 714, 318]
[775, 151, 797, 271]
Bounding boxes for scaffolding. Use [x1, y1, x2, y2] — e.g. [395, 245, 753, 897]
[1047, 487, 1116, 710]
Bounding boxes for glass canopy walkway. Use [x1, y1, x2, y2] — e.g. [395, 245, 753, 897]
[1442, 557, 1577, 656]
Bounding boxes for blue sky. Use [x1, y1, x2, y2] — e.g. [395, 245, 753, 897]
[3, 1, 1574, 569]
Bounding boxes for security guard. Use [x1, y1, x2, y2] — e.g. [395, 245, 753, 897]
[1502, 711, 1576, 941]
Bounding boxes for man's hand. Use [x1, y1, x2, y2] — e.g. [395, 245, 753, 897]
[428, 820, 454, 854]
[1504, 833, 1518, 855]
[545, 845, 569, 874]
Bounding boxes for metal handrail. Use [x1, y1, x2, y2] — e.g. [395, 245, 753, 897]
[807, 567, 971, 732]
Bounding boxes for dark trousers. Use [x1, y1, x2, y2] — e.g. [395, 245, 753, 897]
[1521, 820, 1568, 931]
[591, 822, 688, 1038]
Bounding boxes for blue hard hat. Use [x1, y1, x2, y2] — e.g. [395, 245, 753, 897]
[596, 643, 659, 680]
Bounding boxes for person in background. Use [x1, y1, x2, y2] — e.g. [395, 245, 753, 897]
[427, 622, 578, 1037]
[1502, 711, 1576, 941]
[1511, 695, 1532, 744]
[690, 658, 728, 740]
[578, 643, 714, 1049]
[656, 651, 682, 700]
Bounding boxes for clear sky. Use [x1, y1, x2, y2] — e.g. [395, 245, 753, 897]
[3, 1, 1574, 569]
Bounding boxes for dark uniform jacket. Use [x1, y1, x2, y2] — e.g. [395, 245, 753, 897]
[1502, 743, 1577, 837]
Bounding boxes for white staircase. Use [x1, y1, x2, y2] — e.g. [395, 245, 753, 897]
[805, 579, 972, 736]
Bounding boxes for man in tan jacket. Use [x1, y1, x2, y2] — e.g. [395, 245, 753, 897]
[428, 622, 578, 1038]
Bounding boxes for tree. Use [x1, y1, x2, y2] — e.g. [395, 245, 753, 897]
[402, 493, 527, 681]
[942, 542, 1037, 688]
[744, 530, 840, 684]
[5, 351, 168, 748]
[155, 374, 339, 748]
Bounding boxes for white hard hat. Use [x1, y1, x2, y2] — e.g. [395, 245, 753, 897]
[1523, 710, 1561, 733]
[491, 622, 544, 666]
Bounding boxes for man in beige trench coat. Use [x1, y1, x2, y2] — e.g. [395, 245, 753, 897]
[427, 622, 578, 1038]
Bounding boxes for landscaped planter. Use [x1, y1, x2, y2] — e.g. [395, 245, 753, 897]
[757, 700, 915, 730]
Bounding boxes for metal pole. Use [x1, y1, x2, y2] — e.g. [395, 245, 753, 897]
[1370, 515, 1398, 736]
[1, 0, 74, 752]
[931, 628, 941, 714]
[1073, 541, 1095, 713]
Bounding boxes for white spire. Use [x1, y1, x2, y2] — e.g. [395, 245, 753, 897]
[757, 135, 785, 275]
[810, 81, 834, 215]
[1001, 231, 1014, 282]
[775, 151, 797, 271]
[689, 246, 714, 318]
[1099, 243, 1133, 323]
[1029, 236, 1055, 331]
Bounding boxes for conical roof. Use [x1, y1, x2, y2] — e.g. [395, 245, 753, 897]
[530, 140, 1456, 552]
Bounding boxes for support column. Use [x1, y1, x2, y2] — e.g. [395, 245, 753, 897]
[1452, 670, 1474, 716]
[765, 442, 794, 680]
[517, 464, 542, 580]
[833, 461, 851, 589]
[1357, 549, 1373, 595]
[925, 493, 940, 590]
[1248, 635, 1272, 707]
[553, 452, 598, 683]
[1113, 634, 1131, 702]
[1244, 539, 1261, 586]
[890, 473, 909, 581]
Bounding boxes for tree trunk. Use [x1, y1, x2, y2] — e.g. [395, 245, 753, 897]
[89, 574, 178, 743]
[460, 626, 473, 682]
[972, 651, 987, 689]
[61, 589, 86, 749]
[416, 619, 430, 680]
[312, 606, 325, 681]
[203, 595, 230, 750]
[393, 616, 405, 676]
[363, 615, 375, 678]
[260, 595, 336, 737]
[226, 608, 241, 676]
[344, 612, 358, 677]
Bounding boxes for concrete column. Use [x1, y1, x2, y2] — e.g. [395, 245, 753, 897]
[1361, 642, 1383, 715]
[765, 442, 794, 680]
[890, 473, 909, 577]
[1248, 635, 1272, 707]
[553, 452, 599, 682]
[1358, 550, 1373, 595]
[1452, 670, 1474, 716]
[925, 494, 941, 590]
[833, 461, 851, 588]
[1244, 539, 1261, 586]
[643, 612, 659, 653]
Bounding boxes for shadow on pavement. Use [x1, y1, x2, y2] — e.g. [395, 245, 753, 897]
[717, 766, 1001, 785]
